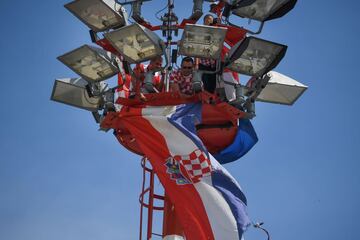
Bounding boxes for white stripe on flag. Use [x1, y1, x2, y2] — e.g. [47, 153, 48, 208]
[195, 176, 239, 240]
[142, 106, 198, 156]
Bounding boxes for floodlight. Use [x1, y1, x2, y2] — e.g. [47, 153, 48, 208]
[57, 45, 119, 82]
[65, 0, 125, 32]
[104, 23, 164, 63]
[178, 24, 227, 59]
[255, 71, 307, 105]
[51, 78, 102, 111]
[226, 36, 287, 77]
[232, 0, 297, 22]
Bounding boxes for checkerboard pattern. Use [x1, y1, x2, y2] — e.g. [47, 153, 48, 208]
[170, 69, 193, 95]
[173, 149, 212, 183]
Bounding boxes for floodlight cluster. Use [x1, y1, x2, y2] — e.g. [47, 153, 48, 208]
[53, 0, 166, 113]
[52, 0, 306, 116]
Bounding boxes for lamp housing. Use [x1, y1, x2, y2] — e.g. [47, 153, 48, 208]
[226, 36, 287, 77]
[57, 45, 119, 82]
[253, 71, 307, 105]
[178, 24, 227, 59]
[65, 0, 125, 32]
[232, 0, 298, 22]
[51, 78, 104, 111]
[104, 23, 164, 63]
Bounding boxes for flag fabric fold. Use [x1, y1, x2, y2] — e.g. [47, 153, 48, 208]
[118, 103, 251, 240]
[214, 119, 258, 164]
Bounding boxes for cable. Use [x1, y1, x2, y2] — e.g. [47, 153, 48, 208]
[253, 222, 271, 240]
[155, 2, 169, 21]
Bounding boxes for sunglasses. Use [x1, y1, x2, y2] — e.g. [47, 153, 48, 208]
[181, 66, 193, 69]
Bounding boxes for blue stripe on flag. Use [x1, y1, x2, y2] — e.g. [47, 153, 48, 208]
[211, 170, 251, 239]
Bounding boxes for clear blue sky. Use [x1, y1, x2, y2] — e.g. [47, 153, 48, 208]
[1, 1, 360, 239]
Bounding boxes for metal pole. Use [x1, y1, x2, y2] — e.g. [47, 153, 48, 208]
[146, 168, 155, 239]
[139, 158, 146, 240]
[164, 0, 174, 92]
[165, 46, 172, 92]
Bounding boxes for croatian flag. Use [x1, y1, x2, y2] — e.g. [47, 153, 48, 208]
[118, 103, 251, 240]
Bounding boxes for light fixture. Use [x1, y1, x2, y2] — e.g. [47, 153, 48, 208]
[178, 24, 227, 59]
[232, 0, 298, 22]
[51, 78, 103, 111]
[226, 36, 287, 77]
[57, 45, 119, 82]
[65, 0, 125, 32]
[104, 23, 164, 63]
[253, 71, 307, 105]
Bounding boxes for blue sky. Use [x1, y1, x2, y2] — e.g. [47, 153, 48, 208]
[1, 1, 360, 239]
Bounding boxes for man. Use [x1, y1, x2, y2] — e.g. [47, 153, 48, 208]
[198, 14, 217, 93]
[170, 57, 196, 97]
[199, 14, 240, 102]
[132, 56, 163, 97]
[203, 14, 214, 26]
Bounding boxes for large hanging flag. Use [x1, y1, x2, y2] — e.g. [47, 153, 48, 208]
[117, 103, 251, 240]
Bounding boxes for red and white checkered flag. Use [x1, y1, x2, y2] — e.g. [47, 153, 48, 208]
[173, 149, 212, 183]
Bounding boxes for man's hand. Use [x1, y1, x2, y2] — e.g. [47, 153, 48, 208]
[139, 92, 147, 102]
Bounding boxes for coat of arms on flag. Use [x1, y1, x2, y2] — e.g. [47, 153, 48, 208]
[165, 149, 212, 184]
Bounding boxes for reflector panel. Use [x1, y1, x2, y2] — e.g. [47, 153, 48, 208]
[178, 24, 227, 59]
[232, 0, 297, 22]
[255, 71, 307, 105]
[65, 0, 125, 32]
[105, 23, 163, 63]
[58, 45, 119, 82]
[51, 78, 102, 111]
[227, 37, 287, 77]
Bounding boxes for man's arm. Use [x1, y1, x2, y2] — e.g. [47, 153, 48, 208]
[170, 82, 192, 98]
